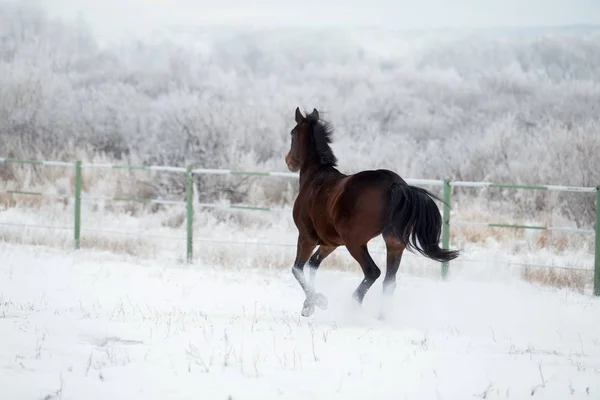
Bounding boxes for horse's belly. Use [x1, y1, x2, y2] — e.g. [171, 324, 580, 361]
[314, 222, 344, 246]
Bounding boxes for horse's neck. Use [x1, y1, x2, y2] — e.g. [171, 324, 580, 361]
[299, 165, 342, 188]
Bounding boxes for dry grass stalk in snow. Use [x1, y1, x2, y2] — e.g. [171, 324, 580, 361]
[521, 266, 592, 294]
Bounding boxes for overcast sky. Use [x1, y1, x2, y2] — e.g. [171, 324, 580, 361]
[41, 0, 600, 41]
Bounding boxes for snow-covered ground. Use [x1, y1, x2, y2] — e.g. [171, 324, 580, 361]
[1, 242, 599, 400]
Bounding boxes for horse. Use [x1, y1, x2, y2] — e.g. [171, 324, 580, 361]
[284, 107, 460, 318]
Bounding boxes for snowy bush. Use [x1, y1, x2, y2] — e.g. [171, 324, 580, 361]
[1, 3, 599, 226]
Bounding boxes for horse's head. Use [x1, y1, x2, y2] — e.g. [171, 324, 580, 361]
[285, 107, 320, 172]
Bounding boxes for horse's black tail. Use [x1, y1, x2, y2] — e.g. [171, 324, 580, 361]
[385, 183, 459, 263]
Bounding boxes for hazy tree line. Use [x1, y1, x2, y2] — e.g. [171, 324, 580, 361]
[1, 3, 599, 226]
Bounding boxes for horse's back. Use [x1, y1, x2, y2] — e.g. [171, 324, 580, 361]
[346, 169, 406, 187]
[296, 168, 407, 245]
[330, 169, 406, 243]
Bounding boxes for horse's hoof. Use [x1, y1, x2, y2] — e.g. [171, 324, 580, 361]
[351, 293, 363, 306]
[301, 300, 315, 317]
[313, 293, 328, 310]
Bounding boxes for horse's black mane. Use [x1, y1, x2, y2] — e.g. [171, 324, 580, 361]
[308, 117, 338, 167]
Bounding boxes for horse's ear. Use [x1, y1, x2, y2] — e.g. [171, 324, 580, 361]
[309, 108, 319, 122]
[295, 107, 304, 123]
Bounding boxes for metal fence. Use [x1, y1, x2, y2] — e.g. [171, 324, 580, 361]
[1, 156, 599, 296]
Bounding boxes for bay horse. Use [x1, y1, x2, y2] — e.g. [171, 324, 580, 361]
[285, 107, 460, 318]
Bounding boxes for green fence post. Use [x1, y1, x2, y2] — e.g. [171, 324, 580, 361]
[441, 178, 451, 279]
[74, 161, 82, 250]
[186, 166, 194, 263]
[594, 186, 600, 296]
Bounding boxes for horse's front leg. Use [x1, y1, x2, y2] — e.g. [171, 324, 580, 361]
[291, 236, 329, 317]
[306, 245, 337, 311]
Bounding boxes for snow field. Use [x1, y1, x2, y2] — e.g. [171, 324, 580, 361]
[0, 242, 599, 399]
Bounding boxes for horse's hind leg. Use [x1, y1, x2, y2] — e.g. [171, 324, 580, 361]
[346, 244, 381, 305]
[380, 235, 406, 320]
[382, 235, 406, 298]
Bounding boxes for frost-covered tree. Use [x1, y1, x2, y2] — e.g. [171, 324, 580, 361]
[1, 3, 599, 225]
